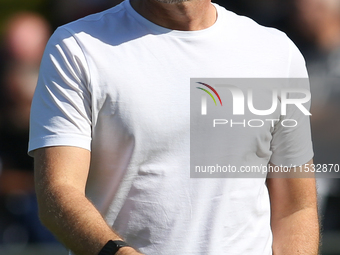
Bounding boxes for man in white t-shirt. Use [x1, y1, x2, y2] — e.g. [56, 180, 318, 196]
[29, 0, 319, 254]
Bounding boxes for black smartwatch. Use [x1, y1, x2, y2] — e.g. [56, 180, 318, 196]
[98, 240, 130, 255]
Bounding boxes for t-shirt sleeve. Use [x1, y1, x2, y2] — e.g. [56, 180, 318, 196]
[269, 39, 314, 167]
[28, 27, 92, 156]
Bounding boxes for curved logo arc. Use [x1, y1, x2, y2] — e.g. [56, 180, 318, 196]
[196, 82, 223, 106]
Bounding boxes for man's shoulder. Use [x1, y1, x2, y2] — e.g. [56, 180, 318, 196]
[57, 1, 128, 37]
[216, 3, 290, 45]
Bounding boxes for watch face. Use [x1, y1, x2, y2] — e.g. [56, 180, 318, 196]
[98, 240, 130, 255]
[112, 240, 130, 251]
[114, 240, 128, 248]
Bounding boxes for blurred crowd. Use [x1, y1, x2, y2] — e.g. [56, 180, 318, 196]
[0, 0, 339, 251]
[0, 12, 52, 246]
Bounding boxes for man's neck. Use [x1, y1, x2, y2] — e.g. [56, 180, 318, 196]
[130, 0, 217, 31]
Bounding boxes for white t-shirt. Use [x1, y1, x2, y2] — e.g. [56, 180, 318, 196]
[29, 1, 313, 254]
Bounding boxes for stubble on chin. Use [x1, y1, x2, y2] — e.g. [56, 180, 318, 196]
[151, 0, 190, 4]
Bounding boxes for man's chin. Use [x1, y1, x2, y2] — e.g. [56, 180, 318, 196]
[152, 0, 190, 4]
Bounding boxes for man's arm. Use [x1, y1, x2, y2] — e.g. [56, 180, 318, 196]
[266, 159, 320, 255]
[34, 146, 142, 255]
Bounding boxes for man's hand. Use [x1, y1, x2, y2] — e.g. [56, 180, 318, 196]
[34, 146, 139, 255]
[267, 159, 319, 255]
[116, 247, 145, 255]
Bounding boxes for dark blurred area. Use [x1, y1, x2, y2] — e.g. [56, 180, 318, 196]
[0, 10, 55, 252]
[0, 0, 339, 254]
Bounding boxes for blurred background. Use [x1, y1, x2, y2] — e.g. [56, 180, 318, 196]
[0, 0, 339, 254]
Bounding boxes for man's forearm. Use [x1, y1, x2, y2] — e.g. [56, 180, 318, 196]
[267, 161, 320, 254]
[34, 147, 143, 255]
[37, 183, 141, 255]
[271, 206, 319, 254]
